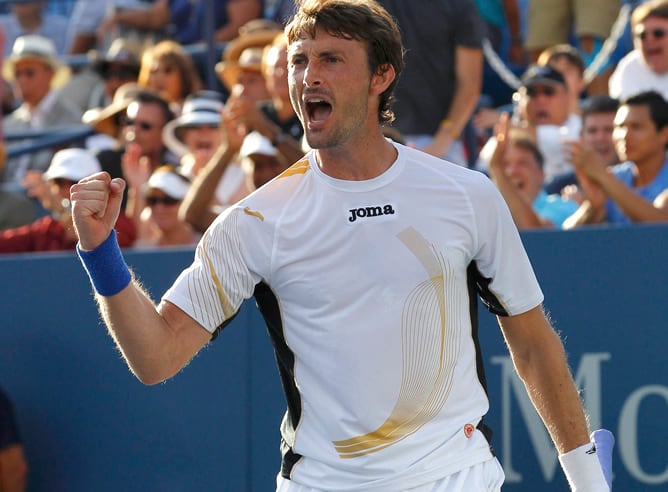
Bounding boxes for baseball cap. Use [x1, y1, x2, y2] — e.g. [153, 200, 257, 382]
[239, 131, 278, 158]
[521, 64, 566, 88]
[145, 167, 191, 200]
[43, 148, 102, 182]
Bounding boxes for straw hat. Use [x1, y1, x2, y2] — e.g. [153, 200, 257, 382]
[222, 19, 283, 63]
[81, 82, 143, 137]
[215, 46, 265, 91]
[3, 34, 70, 88]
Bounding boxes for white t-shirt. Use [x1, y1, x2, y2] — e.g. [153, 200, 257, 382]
[164, 142, 544, 491]
[609, 49, 668, 102]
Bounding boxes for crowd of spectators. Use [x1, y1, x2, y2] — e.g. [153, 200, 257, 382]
[0, 0, 665, 261]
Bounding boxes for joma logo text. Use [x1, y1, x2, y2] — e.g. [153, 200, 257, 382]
[348, 204, 396, 222]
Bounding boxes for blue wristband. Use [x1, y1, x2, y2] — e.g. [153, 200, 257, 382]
[77, 230, 132, 296]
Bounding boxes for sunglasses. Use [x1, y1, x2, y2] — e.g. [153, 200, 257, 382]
[145, 195, 180, 206]
[122, 118, 155, 131]
[635, 27, 667, 41]
[526, 85, 557, 97]
[15, 68, 37, 78]
[50, 177, 74, 188]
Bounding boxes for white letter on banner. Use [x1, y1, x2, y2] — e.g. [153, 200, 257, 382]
[618, 385, 668, 484]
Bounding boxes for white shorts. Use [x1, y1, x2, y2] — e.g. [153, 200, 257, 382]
[276, 456, 505, 492]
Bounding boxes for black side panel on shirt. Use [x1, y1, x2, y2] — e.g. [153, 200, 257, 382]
[468, 261, 510, 317]
[467, 262, 497, 451]
[253, 281, 303, 477]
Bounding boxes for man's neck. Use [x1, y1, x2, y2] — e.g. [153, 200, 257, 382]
[315, 133, 397, 181]
[633, 150, 667, 187]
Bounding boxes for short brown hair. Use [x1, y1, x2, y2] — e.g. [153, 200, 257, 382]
[286, 0, 405, 124]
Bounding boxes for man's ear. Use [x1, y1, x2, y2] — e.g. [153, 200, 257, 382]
[370, 63, 395, 96]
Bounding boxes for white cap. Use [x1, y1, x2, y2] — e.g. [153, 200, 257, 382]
[43, 148, 102, 181]
[239, 131, 278, 158]
[146, 169, 190, 200]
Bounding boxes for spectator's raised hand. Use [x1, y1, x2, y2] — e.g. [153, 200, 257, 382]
[121, 142, 152, 190]
[565, 140, 608, 210]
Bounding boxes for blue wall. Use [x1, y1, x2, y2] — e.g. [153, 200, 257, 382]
[1, 225, 667, 491]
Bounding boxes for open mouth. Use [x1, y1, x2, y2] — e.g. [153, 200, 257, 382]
[305, 98, 332, 124]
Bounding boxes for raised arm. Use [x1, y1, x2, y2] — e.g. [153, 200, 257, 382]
[71, 173, 211, 385]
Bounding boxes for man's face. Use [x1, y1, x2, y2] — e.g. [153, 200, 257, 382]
[14, 59, 52, 107]
[613, 104, 668, 165]
[181, 125, 221, 156]
[548, 58, 584, 100]
[123, 101, 167, 154]
[287, 27, 376, 150]
[231, 69, 270, 103]
[503, 143, 545, 202]
[581, 111, 618, 167]
[634, 16, 668, 74]
[523, 82, 570, 126]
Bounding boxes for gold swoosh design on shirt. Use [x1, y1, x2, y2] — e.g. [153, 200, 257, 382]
[332, 227, 460, 458]
[243, 207, 264, 221]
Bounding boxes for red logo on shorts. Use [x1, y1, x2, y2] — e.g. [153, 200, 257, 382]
[464, 424, 475, 438]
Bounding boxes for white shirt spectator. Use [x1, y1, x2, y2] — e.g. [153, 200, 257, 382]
[609, 49, 668, 101]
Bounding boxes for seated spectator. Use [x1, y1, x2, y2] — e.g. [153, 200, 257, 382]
[59, 37, 141, 117]
[609, 0, 668, 102]
[132, 165, 198, 248]
[0, 0, 68, 56]
[222, 33, 305, 165]
[477, 64, 581, 185]
[537, 44, 586, 115]
[0, 385, 28, 492]
[180, 129, 286, 233]
[564, 91, 668, 227]
[524, 0, 620, 94]
[488, 113, 578, 228]
[162, 91, 250, 208]
[96, 0, 262, 47]
[137, 40, 202, 113]
[0, 148, 136, 253]
[551, 94, 620, 196]
[0, 35, 80, 189]
[215, 18, 282, 102]
[83, 84, 177, 216]
[81, 81, 142, 152]
[239, 130, 289, 190]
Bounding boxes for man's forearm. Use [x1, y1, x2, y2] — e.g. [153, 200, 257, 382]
[179, 145, 236, 233]
[597, 172, 668, 222]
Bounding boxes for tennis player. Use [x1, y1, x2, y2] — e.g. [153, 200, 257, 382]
[70, 0, 612, 490]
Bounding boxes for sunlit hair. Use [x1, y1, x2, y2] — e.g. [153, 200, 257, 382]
[285, 0, 405, 124]
[509, 132, 545, 170]
[537, 44, 585, 76]
[137, 40, 202, 102]
[632, 0, 668, 29]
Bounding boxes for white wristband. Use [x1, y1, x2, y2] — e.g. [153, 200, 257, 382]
[559, 442, 610, 491]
